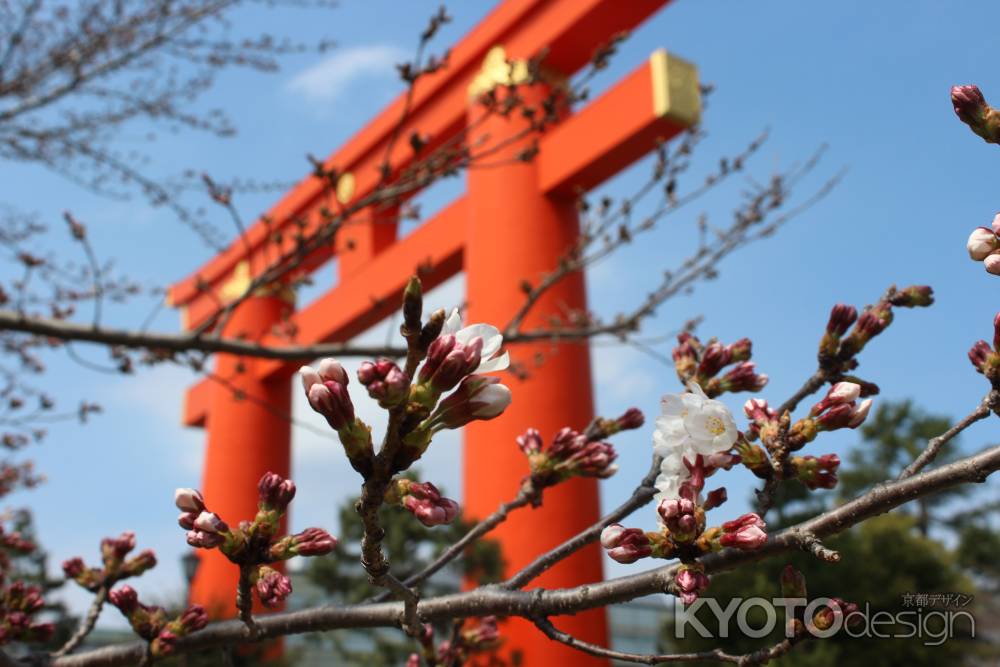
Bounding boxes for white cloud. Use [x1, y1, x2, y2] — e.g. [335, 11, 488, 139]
[286, 44, 408, 104]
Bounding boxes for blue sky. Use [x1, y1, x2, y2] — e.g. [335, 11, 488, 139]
[4, 0, 1000, 625]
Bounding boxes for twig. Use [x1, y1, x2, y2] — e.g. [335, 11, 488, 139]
[235, 565, 259, 639]
[371, 489, 534, 603]
[503, 454, 661, 590]
[898, 390, 998, 479]
[790, 529, 840, 563]
[52, 585, 109, 656]
[533, 616, 743, 664]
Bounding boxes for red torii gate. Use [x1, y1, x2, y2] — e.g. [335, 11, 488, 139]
[167, 0, 700, 662]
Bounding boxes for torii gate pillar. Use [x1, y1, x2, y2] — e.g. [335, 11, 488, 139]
[465, 81, 606, 663]
[189, 288, 294, 620]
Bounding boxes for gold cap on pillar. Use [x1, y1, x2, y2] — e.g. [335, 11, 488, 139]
[649, 49, 701, 126]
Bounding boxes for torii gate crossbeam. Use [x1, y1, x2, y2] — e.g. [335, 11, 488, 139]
[167, 0, 700, 662]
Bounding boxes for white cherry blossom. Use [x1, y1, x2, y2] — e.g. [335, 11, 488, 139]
[440, 308, 509, 373]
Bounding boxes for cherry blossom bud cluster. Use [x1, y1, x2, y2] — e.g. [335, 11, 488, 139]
[269, 527, 339, 560]
[299, 359, 373, 465]
[357, 358, 410, 408]
[253, 566, 293, 608]
[0, 582, 53, 645]
[718, 513, 768, 550]
[0, 524, 35, 556]
[671, 333, 768, 397]
[791, 453, 840, 490]
[600, 524, 653, 564]
[968, 312, 1000, 384]
[109, 585, 207, 656]
[518, 420, 624, 489]
[63, 531, 158, 593]
[175, 488, 230, 550]
[387, 479, 460, 527]
[951, 84, 1000, 144]
[786, 382, 871, 448]
[827, 287, 931, 364]
[674, 564, 711, 605]
[173, 472, 335, 608]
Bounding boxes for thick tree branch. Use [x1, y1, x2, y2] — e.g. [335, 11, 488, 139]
[47, 441, 1000, 667]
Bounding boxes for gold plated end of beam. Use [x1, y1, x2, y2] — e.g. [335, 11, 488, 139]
[650, 49, 701, 126]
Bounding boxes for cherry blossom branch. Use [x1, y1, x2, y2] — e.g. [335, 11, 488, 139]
[898, 389, 999, 479]
[371, 489, 535, 604]
[532, 616, 744, 664]
[235, 566, 259, 638]
[503, 454, 661, 590]
[0, 309, 407, 360]
[52, 585, 109, 657]
[46, 439, 1000, 667]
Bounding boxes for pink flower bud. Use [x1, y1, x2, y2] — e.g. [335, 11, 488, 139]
[306, 381, 355, 430]
[720, 513, 767, 550]
[291, 527, 338, 556]
[727, 338, 752, 362]
[429, 375, 511, 429]
[566, 440, 618, 478]
[357, 359, 410, 408]
[810, 382, 861, 415]
[177, 512, 198, 530]
[992, 213, 1000, 236]
[109, 586, 139, 614]
[402, 482, 460, 526]
[174, 488, 206, 513]
[153, 630, 178, 656]
[615, 407, 645, 431]
[697, 342, 732, 378]
[516, 428, 543, 455]
[744, 398, 777, 423]
[993, 312, 1000, 351]
[179, 604, 208, 633]
[721, 361, 768, 393]
[62, 557, 85, 579]
[257, 471, 296, 512]
[193, 512, 228, 534]
[967, 227, 998, 261]
[255, 567, 292, 608]
[419, 335, 483, 392]
[549, 427, 584, 458]
[826, 304, 858, 336]
[847, 398, 872, 428]
[674, 566, 710, 605]
[599, 524, 652, 564]
[985, 253, 1000, 276]
[952, 84, 986, 125]
[970, 339, 992, 373]
[186, 530, 224, 549]
[100, 531, 136, 563]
